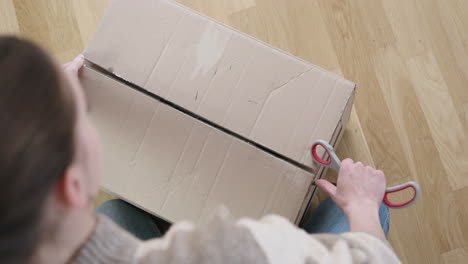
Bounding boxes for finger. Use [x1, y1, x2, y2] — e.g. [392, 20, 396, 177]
[67, 55, 85, 73]
[338, 159, 354, 174]
[375, 169, 386, 180]
[339, 158, 353, 177]
[315, 179, 337, 199]
[376, 170, 386, 185]
[341, 158, 354, 167]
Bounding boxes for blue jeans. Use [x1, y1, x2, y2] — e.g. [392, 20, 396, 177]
[302, 198, 390, 235]
[95, 200, 162, 240]
[95, 198, 389, 240]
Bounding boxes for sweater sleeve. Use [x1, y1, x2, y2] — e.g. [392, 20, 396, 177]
[239, 214, 401, 264]
[134, 208, 401, 264]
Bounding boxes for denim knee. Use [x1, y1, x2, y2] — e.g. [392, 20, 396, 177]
[95, 199, 130, 216]
[379, 203, 390, 236]
[95, 199, 161, 240]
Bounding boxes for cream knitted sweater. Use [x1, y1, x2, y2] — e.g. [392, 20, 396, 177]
[72, 209, 401, 263]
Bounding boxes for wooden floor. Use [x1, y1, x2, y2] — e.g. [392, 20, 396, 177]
[2, 0, 467, 263]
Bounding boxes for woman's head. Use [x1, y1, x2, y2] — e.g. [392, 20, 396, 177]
[0, 36, 100, 264]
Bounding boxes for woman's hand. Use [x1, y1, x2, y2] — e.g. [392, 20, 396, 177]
[315, 159, 386, 214]
[62, 55, 84, 80]
[316, 159, 387, 239]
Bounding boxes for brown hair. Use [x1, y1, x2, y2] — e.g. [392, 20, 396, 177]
[0, 36, 76, 264]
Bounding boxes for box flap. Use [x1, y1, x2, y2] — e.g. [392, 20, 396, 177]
[81, 67, 316, 223]
[84, 0, 355, 171]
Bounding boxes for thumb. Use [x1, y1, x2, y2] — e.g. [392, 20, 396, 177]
[315, 179, 337, 199]
[68, 55, 85, 73]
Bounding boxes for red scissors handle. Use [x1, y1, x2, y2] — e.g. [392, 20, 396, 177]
[311, 140, 341, 172]
[383, 181, 421, 208]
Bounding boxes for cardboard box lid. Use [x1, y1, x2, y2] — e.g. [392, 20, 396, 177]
[81, 67, 315, 223]
[84, 0, 356, 171]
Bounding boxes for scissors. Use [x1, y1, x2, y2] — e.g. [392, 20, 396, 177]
[311, 139, 421, 209]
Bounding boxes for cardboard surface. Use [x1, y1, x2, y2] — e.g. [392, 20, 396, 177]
[84, 0, 355, 171]
[82, 67, 316, 223]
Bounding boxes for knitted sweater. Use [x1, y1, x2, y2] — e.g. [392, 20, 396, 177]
[72, 209, 401, 263]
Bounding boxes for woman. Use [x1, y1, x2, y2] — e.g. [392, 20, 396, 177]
[0, 36, 399, 264]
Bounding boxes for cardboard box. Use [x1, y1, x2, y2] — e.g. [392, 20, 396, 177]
[82, 67, 316, 224]
[81, 0, 355, 224]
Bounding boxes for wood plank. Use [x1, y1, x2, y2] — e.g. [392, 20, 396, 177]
[317, 0, 412, 181]
[72, 0, 111, 46]
[442, 247, 468, 264]
[0, 0, 19, 34]
[410, 0, 468, 136]
[407, 52, 468, 191]
[13, 0, 83, 62]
